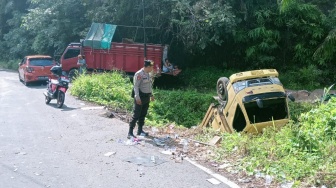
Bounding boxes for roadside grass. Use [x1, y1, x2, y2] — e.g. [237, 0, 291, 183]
[70, 69, 336, 187]
[70, 71, 134, 111]
[0, 59, 19, 70]
[196, 99, 336, 187]
[70, 71, 215, 127]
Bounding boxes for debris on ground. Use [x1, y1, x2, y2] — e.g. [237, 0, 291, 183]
[208, 136, 222, 146]
[104, 151, 116, 157]
[153, 138, 165, 146]
[124, 156, 166, 167]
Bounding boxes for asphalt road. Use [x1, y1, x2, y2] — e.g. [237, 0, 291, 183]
[0, 70, 231, 188]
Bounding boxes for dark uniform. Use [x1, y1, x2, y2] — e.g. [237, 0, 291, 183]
[128, 60, 154, 138]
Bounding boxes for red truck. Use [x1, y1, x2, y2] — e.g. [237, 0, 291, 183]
[59, 42, 178, 79]
[59, 23, 181, 79]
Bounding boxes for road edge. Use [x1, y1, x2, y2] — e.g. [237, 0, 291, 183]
[185, 157, 241, 188]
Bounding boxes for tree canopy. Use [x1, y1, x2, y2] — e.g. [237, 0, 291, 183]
[0, 0, 335, 81]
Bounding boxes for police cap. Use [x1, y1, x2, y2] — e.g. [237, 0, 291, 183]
[144, 60, 154, 67]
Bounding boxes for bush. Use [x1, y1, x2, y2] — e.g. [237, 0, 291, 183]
[148, 89, 216, 127]
[0, 59, 20, 70]
[179, 66, 238, 90]
[70, 71, 134, 111]
[280, 65, 323, 90]
[71, 71, 216, 127]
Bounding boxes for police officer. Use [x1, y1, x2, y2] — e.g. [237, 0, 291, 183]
[128, 60, 155, 138]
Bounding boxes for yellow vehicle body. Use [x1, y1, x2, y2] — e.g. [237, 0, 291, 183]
[200, 69, 292, 133]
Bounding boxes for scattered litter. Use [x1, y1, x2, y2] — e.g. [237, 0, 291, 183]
[173, 154, 184, 163]
[218, 163, 232, 169]
[174, 134, 179, 139]
[151, 127, 159, 135]
[124, 137, 141, 145]
[104, 152, 116, 157]
[153, 138, 165, 146]
[124, 156, 166, 167]
[81, 106, 105, 110]
[280, 181, 294, 188]
[137, 165, 145, 177]
[150, 156, 156, 164]
[190, 139, 213, 146]
[265, 175, 273, 185]
[165, 124, 175, 134]
[161, 150, 173, 155]
[255, 172, 265, 178]
[182, 140, 188, 153]
[13, 168, 18, 172]
[207, 178, 221, 185]
[15, 152, 27, 155]
[104, 111, 114, 118]
[211, 163, 218, 167]
[238, 178, 252, 183]
[194, 143, 200, 147]
[34, 172, 43, 176]
[208, 136, 222, 145]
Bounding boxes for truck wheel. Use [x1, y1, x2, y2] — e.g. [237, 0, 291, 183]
[68, 69, 78, 82]
[217, 77, 229, 102]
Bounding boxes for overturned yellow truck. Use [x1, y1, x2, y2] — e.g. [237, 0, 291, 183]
[200, 69, 295, 133]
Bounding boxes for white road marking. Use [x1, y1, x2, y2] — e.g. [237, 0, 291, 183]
[185, 157, 241, 188]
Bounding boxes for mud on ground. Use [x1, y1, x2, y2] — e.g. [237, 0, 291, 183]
[286, 89, 336, 102]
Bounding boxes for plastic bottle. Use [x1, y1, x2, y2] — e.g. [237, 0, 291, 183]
[265, 175, 272, 185]
[151, 156, 156, 164]
[182, 139, 188, 153]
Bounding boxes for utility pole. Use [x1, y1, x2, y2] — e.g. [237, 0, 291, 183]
[142, 0, 147, 59]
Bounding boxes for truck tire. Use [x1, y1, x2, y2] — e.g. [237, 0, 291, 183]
[217, 77, 229, 102]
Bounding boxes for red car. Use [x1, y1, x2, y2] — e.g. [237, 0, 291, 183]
[18, 55, 56, 86]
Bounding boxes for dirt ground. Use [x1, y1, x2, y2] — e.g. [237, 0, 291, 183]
[286, 89, 336, 102]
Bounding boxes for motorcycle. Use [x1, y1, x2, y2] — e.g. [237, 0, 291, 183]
[43, 65, 70, 108]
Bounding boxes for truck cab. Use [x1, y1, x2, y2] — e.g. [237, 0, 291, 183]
[58, 43, 81, 78]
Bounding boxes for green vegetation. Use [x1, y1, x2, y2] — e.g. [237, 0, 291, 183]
[70, 71, 215, 127]
[70, 72, 134, 111]
[196, 98, 336, 187]
[0, 0, 335, 83]
[179, 66, 238, 91]
[147, 89, 215, 127]
[0, 59, 19, 70]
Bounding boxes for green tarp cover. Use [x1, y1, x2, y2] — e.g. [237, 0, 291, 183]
[83, 23, 117, 49]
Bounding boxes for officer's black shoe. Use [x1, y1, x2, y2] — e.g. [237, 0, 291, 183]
[137, 131, 149, 137]
[127, 132, 137, 139]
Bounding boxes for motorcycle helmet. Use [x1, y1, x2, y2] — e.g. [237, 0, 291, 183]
[50, 65, 62, 76]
